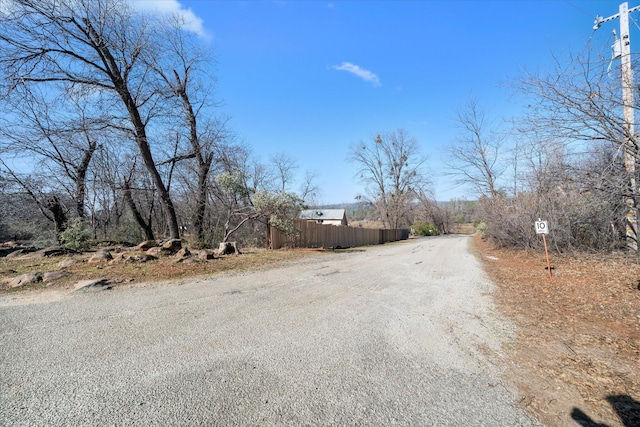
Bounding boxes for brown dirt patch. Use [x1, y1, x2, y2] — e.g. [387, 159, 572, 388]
[0, 247, 323, 295]
[475, 234, 640, 426]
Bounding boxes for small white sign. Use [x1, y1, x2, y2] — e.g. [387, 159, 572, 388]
[535, 220, 549, 235]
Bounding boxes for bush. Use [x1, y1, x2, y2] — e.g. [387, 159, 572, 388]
[474, 221, 488, 237]
[477, 191, 624, 253]
[411, 220, 439, 236]
[59, 218, 91, 251]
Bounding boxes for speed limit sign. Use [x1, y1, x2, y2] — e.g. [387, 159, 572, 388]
[535, 219, 549, 234]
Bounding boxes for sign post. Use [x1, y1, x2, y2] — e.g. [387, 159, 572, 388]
[535, 219, 553, 281]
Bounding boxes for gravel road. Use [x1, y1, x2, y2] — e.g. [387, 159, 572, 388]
[0, 235, 540, 426]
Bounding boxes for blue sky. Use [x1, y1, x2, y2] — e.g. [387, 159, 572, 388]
[146, 0, 636, 204]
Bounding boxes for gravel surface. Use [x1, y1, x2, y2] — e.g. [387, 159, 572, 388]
[0, 235, 540, 426]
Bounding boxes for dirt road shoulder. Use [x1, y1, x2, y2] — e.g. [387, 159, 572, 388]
[474, 235, 640, 427]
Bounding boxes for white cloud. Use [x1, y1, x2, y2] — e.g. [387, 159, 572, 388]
[332, 62, 381, 87]
[130, 0, 209, 38]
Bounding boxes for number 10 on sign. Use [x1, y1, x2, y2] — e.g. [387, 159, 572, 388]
[535, 220, 548, 235]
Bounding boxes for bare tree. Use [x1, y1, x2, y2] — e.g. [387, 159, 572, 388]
[148, 16, 231, 242]
[514, 50, 637, 250]
[444, 96, 505, 198]
[0, 0, 181, 238]
[298, 170, 321, 205]
[0, 88, 106, 221]
[271, 152, 299, 193]
[349, 129, 430, 229]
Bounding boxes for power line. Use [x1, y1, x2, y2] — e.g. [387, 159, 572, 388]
[563, 0, 593, 18]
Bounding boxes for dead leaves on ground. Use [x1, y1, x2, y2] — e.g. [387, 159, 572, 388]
[476, 235, 640, 426]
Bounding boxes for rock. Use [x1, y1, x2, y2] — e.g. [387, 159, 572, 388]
[58, 258, 84, 268]
[37, 246, 65, 257]
[146, 246, 172, 257]
[174, 247, 191, 259]
[43, 270, 72, 282]
[161, 239, 182, 253]
[73, 278, 110, 291]
[108, 253, 126, 264]
[139, 254, 157, 262]
[125, 254, 157, 263]
[217, 241, 241, 256]
[88, 250, 113, 264]
[8, 272, 42, 288]
[6, 249, 29, 258]
[197, 250, 215, 260]
[137, 240, 158, 251]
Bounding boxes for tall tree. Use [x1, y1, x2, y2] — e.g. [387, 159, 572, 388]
[0, 0, 181, 238]
[444, 96, 505, 198]
[349, 129, 429, 229]
[271, 152, 299, 194]
[149, 16, 229, 242]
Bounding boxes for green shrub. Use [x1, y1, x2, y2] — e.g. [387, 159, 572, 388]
[474, 221, 487, 237]
[411, 220, 439, 236]
[59, 218, 91, 251]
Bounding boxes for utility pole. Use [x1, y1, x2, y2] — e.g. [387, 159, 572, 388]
[595, 2, 640, 251]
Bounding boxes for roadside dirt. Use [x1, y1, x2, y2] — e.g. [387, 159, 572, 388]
[0, 246, 318, 302]
[474, 235, 640, 427]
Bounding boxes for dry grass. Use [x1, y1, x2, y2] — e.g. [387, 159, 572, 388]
[474, 235, 640, 427]
[0, 247, 324, 293]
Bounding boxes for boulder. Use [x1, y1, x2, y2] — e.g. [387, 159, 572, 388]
[43, 270, 72, 282]
[37, 246, 65, 257]
[146, 246, 172, 257]
[108, 253, 126, 264]
[73, 278, 110, 291]
[8, 272, 42, 288]
[197, 250, 215, 260]
[88, 250, 113, 264]
[137, 240, 158, 251]
[58, 258, 84, 268]
[174, 247, 191, 259]
[125, 254, 157, 263]
[6, 249, 30, 258]
[161, 239, 182, 253]
[217, 241, 241, 256]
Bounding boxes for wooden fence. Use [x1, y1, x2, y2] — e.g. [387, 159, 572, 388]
[269, 219, 410, 249]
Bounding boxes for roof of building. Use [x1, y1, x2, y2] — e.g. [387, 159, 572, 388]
[299, 209, 347, 221]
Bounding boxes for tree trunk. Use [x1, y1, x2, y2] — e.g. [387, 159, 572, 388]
[123, 179, 155, 241]
[74, 141, 96, 219]
[46, 196, 67, 239]
[193, 162, 210, 241]
[84, 19, 180, 239]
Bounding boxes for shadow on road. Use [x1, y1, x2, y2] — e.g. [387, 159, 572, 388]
[571, 394, 640, 427]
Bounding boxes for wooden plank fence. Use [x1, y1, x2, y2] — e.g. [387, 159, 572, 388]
[269, 219, 410, 249]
